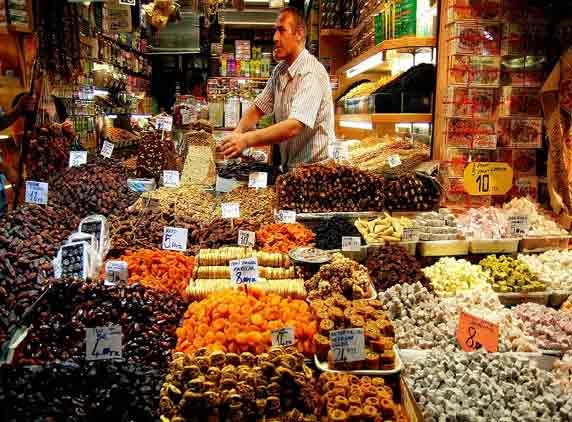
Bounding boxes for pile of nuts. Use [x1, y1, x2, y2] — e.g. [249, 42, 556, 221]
[219, 186, 276, 225]
[479, 255, 546, 293]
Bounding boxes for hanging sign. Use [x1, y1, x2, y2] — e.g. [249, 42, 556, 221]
[463, 162, 513, 196]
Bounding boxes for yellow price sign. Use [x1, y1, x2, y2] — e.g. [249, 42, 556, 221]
[463, 162, 513, 196]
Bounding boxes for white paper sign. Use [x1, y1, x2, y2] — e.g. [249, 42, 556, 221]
[329, 328, 365, 363]
[86, 326, 122, 361]
[402, 228, 420, 241]
[222, 202, 240, 219]
[25, 181, 48, 205]
[163, 170, 180, 188]
[69, 151, 88, 168]
[216, 176, 236, 193]
[238, 230, 256, 247]
[508, 215, 529, 237]
[101, 141, 114, 158]
[275, 210, 296, 224]
[271, 327, 295, 347]
[229, 257, 258, 284]
[156, 115, 173, 131]
[181, 109, 192, 125]
[119, 0, 136, 5]
[388, 154, 402, 168]
[104, 261, 129, 286]
[248, 172, 268, 188]
[331, 143, 349, 161]
[162, 227, 188, 251]
[341, 236, 361, 252]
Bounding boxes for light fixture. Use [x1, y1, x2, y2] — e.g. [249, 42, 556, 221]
[0, 134, 10, 140]
[131, 114, 152, 119]
[93, 89, 109, 96]
[346, 52, 384, 78]
[339, 120, 373, 130]
[106, 114, 118, 119]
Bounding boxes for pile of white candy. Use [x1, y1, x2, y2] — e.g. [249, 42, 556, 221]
[519, 251, 572, 290]
[423, 257, 492, 296]
[513, 303, 572, 352]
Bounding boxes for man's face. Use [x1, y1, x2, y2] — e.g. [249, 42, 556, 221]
[273, 12, 302, 61]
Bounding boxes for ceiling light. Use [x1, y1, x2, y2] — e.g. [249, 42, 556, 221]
[339, 120, 373, 130]
[346, 52, 384, 78]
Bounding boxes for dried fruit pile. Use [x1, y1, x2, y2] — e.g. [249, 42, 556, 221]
[256, 223, 315, 253]
[27, 124, 73, 182]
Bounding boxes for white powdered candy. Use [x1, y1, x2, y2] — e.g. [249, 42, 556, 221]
[519, 251, 572, 291]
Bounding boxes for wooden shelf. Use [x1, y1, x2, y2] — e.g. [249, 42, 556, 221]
[320, 29, 353, 38]
[336, 113, 434, 124]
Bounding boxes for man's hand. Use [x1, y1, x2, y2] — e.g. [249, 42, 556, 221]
[13, 94, 35, 114]
[220, 132, 250, 159]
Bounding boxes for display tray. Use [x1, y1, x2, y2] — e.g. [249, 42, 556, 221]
[469, 238, 519, 254]
[549, 290, 572, 307]
[366, 241, 417, 255]
[496, 291, 549, 306]
[314, 345, 402, 375]
[519, 235, 571, 252]
[295, 211, 388, 220]
[418, 240, 469, 256]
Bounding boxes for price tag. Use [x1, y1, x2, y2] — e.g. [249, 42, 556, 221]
[119, 0, 136, 5]
[388, 154, 402, 168]
[69, 151, 88, 168]
[238, 230, 256, 247]
[156, 115, 173, 131]
[229, 257, 258, 284]
[248, 172, 268, 188]
[162, 227, 188, 251]
[456, 311, 499, 353]
[181, 109, 192, 126]
[402, 228, 420, 241]
[275, 210, 296, 224]
[25, 181, 48, 205]
[329, 328, 365, 363]
[271, 327, 295, 347]
[508, 215, 529, 237]
[216, 176, 236, 193]
[86, 326, 122, 361]
[104, 261, 129, 286]
[101, 141, 115, 158]
[463, 162, 513, 196]
[331, 143, 349, 161]
[222, 202, 240, 219]
[341, 236, 361, 252]
[163, 170, 180, 188]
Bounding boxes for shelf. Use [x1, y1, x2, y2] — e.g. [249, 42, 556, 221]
[320, 29, 353, 38]
[336, 113, 434, 125]
[208, 76, 269, 82]
[338, 37, 437, 76]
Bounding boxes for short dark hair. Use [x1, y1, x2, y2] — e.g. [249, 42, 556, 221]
[279, 6, 306, 37]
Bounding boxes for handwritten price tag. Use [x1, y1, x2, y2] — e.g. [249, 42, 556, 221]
[86, 326, 122, 361]
[238, 230, 255, 247]
[275, 210, 296, 224]
[229, 257, 258, 285]
[456, 311, 499, 352]
[388, 154, 402, 168]
[508, 215, 529, 237]
[402, 228, 420, 241]
[104, 261, 129, 286]
[119, 0, 136, 5]
[248, 172, 268, 188]
[163, 170, 180, 188]
[156, 115, 173, 131]
[100, 141, 115, 159]
[69, 151, 88, 168]
[341, 236, 361, 252]
[25, 181, 48, 205]
[271, 327, 295, 347]
[331, 143, 349, 161]
[162, 227, 188, 251]
[222, 202, 240, 219]
[329, 328, 365, 363]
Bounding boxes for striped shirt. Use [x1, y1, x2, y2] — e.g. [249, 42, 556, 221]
[254, 48, 334, 169]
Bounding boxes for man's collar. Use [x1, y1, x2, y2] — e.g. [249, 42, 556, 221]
[287, 48, 309, 78]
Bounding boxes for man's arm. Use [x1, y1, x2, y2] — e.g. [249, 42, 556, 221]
[234, 104, 266, 134]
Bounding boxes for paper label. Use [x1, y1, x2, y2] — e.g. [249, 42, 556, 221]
[162, 227, 188, 251]
[271, 327, 295, 347]
[69, 151, 88, 168]
[388, 154, 402, 168]
[341, 236, 361, 252]
[248, 172, 268, 188]
[229, 257, 258, 284]
[508, 215, 529, 237]
[156, 115, 173, 132]
[331, 143, 349, 161]
[25, 181, 48, 205]
[456, 311, 499, 352]
[221, 202, 240, 219]
[329, 328, 365, 363]
[238, 230, 256, 247]
[275, 210, 296, 224]
[402, 228, 420, 241]
[463, 162, 513, 196]
[119, 0, 135, 5]
[101, 141, 114, 158]
[216, 176, 236, 193]
[86, 326, 122, 361]
[181, 109, 192, 125]
[104, 260, 129, 286]
[163, 170, 180, 188]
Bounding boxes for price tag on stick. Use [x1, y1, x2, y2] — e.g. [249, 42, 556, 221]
[508, 215, 529, 237]
[25, 181, 48, 205]
[388, 154, 402, 168]
[275, 210, 296, 224]
[237, 230, 256, 247]
[162, 227, 188, 251]
[229, 257, 258, 285]
[156, 115, 173, 132]
[222, 202, 240, 219]
[456, 311, 499, 352]
[101, 141, 114, 158]
[271, 327, 295, 347]
[248, 172, 268, 188]
[341, 236, 361, 252]
[329, 328, 365, 363]
[104, 261, 129, 286]
[163, 170, 180, 188]
[86, 326, 122, 361]
[69, 151, 88, 168]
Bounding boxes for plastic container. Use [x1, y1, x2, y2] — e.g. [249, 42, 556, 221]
[496, 291, 549, 306]
[469, 238, 519, 254]
[314, 345, 402, 375]
[419, 240, 469, 256]
[519, 236, 571, 252]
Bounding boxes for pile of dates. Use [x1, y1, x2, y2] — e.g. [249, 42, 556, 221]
[12, 279, 186, 368]
[385, 173, 441, 211]
[27, 123, 73, 181]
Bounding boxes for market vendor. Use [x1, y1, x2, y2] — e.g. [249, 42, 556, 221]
[220, 6, 334, 170]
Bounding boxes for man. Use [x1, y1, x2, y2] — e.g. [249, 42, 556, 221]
[220, 6, 334, 170]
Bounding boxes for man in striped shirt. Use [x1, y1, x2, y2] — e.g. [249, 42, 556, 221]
[220, 6, 335, 170]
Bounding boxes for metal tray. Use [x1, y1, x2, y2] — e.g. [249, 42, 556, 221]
[314, 345, 402, 375]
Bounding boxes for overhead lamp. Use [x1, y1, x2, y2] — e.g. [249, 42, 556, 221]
[339, 120, 373, 130]
[131, 114, 153, 119]
[106, 114, 118, 119]
[0, 134, 10, 140]
[93, 89, 109, 96]
[346, 52, 384, 79]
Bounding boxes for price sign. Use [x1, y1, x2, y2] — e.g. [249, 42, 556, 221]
[69, 151, 88, 168]
[86, 326, 122, 361]
[402, 228, 420, 241]
[163, 170, 180, 188]
[508, 215, 529, 237]
[25, 181, 48, 205]
[156, 115, 173, 131]
[101, 141, 115, 158]
[331, 143, 349, 161]
[275, 210, 296, 224]
[271, 327, 295, 347]
[229, 257, 258, 284]
[329, 328, 365, 363]
[216, 176, 236, 193]
[341, 236, 361, 252]
[248, 172, 268, 188]
[388, 154, 402, 168]
[238, 230, 256, 247]
[463, 162, 513, 196]
[222, 202, 240, 219]
[104, 261, 129, 286]
[162, 227, 188, 251]
[456, 311, 499, 353]
[119, 0, 136, 5]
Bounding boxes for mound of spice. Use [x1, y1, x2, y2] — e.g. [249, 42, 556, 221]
[256, 223, 315, 253]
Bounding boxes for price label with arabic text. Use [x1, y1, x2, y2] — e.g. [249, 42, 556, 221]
[101, 141, 115, 159]
[456, 311, 499, 352]
[341, 236, 361, 252]
[329, 328, 365, 363]
[25, 181, 48, 205]
[163, 170, 180, 188]
[238, 230, 256, 247]
[229, 257, 258, 285]
[162, 227, 188, 251]
[86, 326, 122, 361]
[271, 327, 295, 347]
[69, 151, 88, 168]
[222, 202, 240, 219]
[275, 210, 296, 224]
